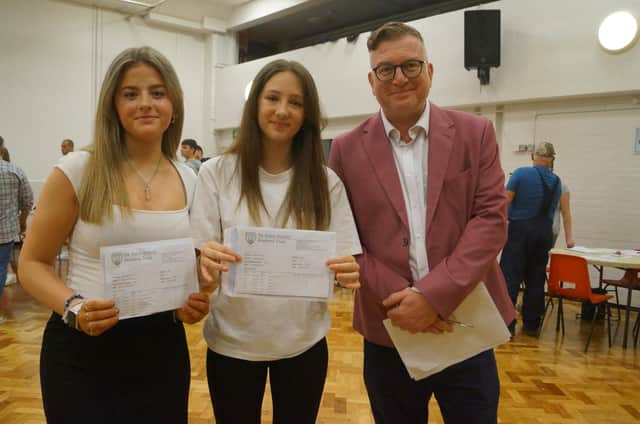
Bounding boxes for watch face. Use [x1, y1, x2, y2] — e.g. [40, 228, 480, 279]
[64, 303, 82, 329]
[63, 309, 75, 326]
[67, 312, 77, 329]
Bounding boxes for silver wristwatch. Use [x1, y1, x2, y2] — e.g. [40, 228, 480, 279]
[62, 301, 84, 330]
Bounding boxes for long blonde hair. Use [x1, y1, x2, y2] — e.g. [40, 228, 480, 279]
[78, 47, 184, 223]
[227, 59, 330, 230]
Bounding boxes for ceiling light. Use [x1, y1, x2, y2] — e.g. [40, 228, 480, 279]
[598, 11, 639, 52]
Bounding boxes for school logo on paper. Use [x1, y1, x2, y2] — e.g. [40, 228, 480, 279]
[245, 232, 257, 245]
[111, 252, 123, 267]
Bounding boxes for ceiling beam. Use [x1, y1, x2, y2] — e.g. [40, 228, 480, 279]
[227, 0, 330, 31]
[144, 12, 227, 33]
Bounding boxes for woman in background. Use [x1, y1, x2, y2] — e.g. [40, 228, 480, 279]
[191, 59, 361, 424]
[19, 46, 210, 423]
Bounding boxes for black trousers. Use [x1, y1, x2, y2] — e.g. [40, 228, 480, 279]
[206, 338, 328, 424]
[40, 311, 190, 424]
[500, 217, 553, 329]
[363, 340, 499, 424]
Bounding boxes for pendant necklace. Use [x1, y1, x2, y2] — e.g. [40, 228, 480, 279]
[127, 155, 163, 201]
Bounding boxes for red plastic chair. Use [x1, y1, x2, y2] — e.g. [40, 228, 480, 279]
[603, 269, 639, 299]
[543, 253, 612, 352]
[603, 269, 640, 347]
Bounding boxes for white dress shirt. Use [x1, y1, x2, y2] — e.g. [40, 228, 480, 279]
[380, 102, 430, 281]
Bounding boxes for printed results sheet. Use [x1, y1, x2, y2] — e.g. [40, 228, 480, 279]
[384, 282, 511, 380]
[224, 226, 336, 300]
[100, 238, 198, 319]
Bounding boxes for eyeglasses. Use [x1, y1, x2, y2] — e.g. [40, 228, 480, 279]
[372, 60, 426, 81]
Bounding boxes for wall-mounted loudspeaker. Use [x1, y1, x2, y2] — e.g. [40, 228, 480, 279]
[464, 10, 500, 84]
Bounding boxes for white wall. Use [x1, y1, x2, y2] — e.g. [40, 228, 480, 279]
[213, 0, 640, 131]
[497, 96, 640, 288]
[0, 0, 208, 182]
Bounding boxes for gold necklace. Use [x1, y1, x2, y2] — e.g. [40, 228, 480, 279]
[127, 156, 163, 201]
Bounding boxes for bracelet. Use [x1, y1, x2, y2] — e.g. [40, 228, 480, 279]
[63, 293, 84, 315]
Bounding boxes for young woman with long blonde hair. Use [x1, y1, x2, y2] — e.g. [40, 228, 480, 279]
[19, 47, 210, 423]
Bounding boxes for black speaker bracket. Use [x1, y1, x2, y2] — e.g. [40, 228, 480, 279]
[477, 66, 491, 85]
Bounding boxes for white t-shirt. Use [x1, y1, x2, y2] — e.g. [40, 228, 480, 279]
[552, 182, 569, 238]
[55, 151, 197, 300]
[190, 154, 361, 361]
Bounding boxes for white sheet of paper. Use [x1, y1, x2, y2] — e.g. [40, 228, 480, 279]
[383, 282, 511, 380]
[570, 246, 617, 254]
[101, 238, 198, 319]
[224, 226, 336, 300]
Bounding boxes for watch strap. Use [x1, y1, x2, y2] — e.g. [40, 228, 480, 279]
[63, 293, 84, 316]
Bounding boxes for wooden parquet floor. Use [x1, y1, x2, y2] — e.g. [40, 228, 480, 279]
[1, 283, 639, 423]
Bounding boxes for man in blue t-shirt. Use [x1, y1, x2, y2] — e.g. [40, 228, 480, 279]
[500, 142, 561, 337]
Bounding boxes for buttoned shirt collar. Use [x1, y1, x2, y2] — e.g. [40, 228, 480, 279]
[380, 101, 430, 146]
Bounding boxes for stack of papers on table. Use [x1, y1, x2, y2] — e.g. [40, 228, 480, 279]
[224, 226, 336, 300]
[383, 282, 510, 380]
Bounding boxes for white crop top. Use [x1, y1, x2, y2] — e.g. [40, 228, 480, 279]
[55, 151, 197, 300]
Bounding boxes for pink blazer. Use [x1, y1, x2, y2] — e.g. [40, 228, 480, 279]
[329, 103, 516, 347]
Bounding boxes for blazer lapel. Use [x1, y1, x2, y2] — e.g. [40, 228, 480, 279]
[426, 104, 454, 230]
[362, 113, 409, 230]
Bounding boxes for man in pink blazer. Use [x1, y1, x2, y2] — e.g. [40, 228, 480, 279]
[329, 22, 515, 424]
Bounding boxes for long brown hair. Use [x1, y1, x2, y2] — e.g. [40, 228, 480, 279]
[78, 46, 184, 224]
[227, 59, 330, 230]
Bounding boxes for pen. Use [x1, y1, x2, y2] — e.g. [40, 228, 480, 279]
[444, 319, 474, 328]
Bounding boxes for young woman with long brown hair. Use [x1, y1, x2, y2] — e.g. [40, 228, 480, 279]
[191, 59, 361, 424]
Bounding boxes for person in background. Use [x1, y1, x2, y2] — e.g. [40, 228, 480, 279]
[500, 142, 561, 337]
[180, 138, 201, 174]
[194, 145, 203, 161]
[191, 59, 361, 424]
[60, 138, 74, 156]
[0, 137, 10, 161]
[550, 155, 574, 248]
[329, 21, 514, 424]
[195, 145, 211, 163]
[0, 145, 34, 322]
[18, 46, 210, 423]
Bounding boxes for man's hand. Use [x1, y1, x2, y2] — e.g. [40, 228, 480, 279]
[383, 288, 455, 334]
[383, 288, 439, 333]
